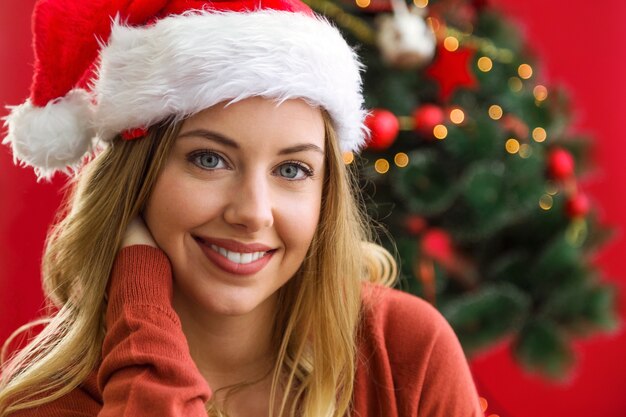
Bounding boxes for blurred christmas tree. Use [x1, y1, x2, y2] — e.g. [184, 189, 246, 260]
[307, 0, 619, 378]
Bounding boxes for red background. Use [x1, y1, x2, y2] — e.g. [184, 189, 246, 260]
[1, 1, 625, 416]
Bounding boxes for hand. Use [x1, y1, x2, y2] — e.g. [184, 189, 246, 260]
[121, 216, 158, 248]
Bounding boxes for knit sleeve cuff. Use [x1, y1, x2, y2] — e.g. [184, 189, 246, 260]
[107, 245, 173, 318]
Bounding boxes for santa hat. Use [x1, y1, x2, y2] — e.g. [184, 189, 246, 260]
[2, 0, 368, 180]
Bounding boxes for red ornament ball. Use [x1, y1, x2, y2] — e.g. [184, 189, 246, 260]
[421, 228, 453, 263]
[413, 104, 445, 137]
[565, 193, 590, 218]
[365, 109, 399, 150]
[547, 147, 575, 180]
[405, 215, 427, 236]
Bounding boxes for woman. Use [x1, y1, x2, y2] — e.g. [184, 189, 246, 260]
[0, 0, 484, 416]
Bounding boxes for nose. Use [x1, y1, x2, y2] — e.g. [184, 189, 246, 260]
[223, 170, 274, 233]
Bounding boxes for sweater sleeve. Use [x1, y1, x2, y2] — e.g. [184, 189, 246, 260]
[97, 245, 211, 417]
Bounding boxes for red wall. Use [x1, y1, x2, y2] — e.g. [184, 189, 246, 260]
[1, 1, 625, 416]
[0, 0, 60, 348]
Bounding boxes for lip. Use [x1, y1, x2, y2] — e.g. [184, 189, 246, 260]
[193, 236, 276, 276]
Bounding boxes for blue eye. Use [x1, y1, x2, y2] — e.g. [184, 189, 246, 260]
[189, 151, 227, 170]
[277, 162, 313, 180]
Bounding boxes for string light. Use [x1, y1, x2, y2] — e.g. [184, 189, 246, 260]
[444, 36, 459, 52]
[414, 0, 428, 7]
[488, 105, 503, 120]
[375, 158, 390, 174]
[343, 151, 355, 165]
[480, 395, 504, 417]
[533, 85, 548, 101]
[532, 127, 547, 142]
[546, 181, 559, 195]
[450, 108, 465, 124]
[441, 26, 513, 64]
[508, 77, 523, 92]
[519, 144, 532, 158]
[477, 56, 493, 72]
[505, 138, 520, 154]
[355, 0, 370, 8]
[479, 398, 489, 413]
[518, 63, 533, 79]
[394, 152, 409, 167]
[539, 194, 553, 210]
[433, 124, 448, 139]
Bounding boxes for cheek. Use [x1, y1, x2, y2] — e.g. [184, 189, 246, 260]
[143, 169, 219, 247]
[276, 190, 322, 253]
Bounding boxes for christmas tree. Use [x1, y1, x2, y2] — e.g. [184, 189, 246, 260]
[307, 0, 619, 378]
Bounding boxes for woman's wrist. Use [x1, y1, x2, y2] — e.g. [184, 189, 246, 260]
[121, 216, 158, 248]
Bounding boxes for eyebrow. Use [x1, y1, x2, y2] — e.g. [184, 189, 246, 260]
[177, 129, 324, 155]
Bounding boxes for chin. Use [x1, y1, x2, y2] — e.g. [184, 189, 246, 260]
[206, 295, 263, 317]
[181, 281, 279, 319]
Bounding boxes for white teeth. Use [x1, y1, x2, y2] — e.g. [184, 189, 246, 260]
[209, 244, 267, 265]
[227, 251, 241, 263]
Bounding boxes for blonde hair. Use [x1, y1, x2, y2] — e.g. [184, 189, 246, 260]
[0, 110, 396, 417]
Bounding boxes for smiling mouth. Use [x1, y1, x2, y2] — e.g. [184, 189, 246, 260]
[193, 236, 277, 266]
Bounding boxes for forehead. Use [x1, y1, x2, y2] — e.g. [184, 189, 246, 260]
[179, 97, 326, 150]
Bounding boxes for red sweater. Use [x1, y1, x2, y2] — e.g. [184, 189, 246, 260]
[10, 246, 483, 417]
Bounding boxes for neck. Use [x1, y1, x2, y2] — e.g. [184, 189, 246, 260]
[172, 292, 278, 391]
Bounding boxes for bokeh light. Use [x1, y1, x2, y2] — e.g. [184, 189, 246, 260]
[489, 105, 503, 120]
[477, 57, 493, 72]
[433, 124, 448, 139]
[375, 158, 390, 174]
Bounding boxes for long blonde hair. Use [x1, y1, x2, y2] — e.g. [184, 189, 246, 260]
[0, 110, 396, 417]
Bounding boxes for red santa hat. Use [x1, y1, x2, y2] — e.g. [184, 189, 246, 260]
[2, 0, 368, 180]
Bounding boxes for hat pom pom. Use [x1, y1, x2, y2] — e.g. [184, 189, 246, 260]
[2, 89, 95, 181]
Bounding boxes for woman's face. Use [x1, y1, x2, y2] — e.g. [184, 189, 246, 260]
[144, 97, 325, 318]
